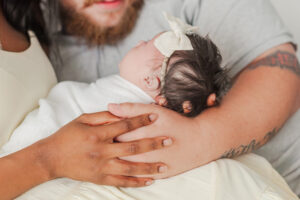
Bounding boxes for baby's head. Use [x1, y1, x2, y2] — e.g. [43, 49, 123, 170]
[119, 14, 231, 117]
[159, 34, 230, 117]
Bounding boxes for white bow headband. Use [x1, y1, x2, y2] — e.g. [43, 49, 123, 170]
[154, 12, 199, 87]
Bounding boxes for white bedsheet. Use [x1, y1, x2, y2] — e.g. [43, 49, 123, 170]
[1, 75, 298, 200]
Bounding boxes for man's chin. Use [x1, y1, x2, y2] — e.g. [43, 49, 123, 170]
[60, 0, 144, 45]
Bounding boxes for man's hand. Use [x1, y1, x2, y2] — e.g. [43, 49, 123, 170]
[108, 43, 300, 179]
[108, 103, 207, 179]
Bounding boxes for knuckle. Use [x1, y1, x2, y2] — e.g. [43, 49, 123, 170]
[123, 119, 134, 131]
[125, 179, 140, 187]
[131, 179, 140, 187]
[150, 140, 159, 150]
[124, 165, 135, 175]
[128, 143, 139, 154]
[87, 134, 100, 143]
[146, 164, 156, 174]
[140, 115, 150, 126]
[88, 151, 101, 159]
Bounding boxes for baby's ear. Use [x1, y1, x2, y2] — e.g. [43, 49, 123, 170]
[182, 101, 192, 114]
[155, 95, 167, 106]
[144, 74, 161, 91]
[206, 93, 216, 107]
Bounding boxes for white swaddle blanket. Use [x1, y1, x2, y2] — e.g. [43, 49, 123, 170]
[1, 75, 298, 200]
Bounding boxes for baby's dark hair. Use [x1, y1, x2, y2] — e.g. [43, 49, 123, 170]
[160, 34, 231, 117]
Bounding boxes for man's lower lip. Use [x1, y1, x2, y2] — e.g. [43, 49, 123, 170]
[95, 0, 123, 9]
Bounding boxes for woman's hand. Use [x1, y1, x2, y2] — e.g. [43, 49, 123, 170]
[38, 111, 172, 187]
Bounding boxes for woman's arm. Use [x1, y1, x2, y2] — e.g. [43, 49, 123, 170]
[108, 43, 300, 178]
[0, 112, 172, 200]
[0, 142, 50, 200]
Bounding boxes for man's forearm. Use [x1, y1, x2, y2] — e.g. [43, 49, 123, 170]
[195, 44, 300, 160]
[0, 142, 51, 200]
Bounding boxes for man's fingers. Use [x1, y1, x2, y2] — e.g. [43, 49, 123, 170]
[78, 111, 121, 125]
[108, 103, 160, 118]
[101, 114, 157, 139]
[101, 175, 154, 187]
[107, 137, 173, 157]
[103, 159, 167, 176]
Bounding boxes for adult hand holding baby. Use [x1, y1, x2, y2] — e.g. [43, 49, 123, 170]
[31, 111, 172, 187]
[108, 103, 212, 179]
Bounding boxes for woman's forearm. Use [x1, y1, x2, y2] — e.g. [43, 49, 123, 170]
[0, 142, 51, 200]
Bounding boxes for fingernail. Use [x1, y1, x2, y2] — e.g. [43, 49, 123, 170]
[163, 138, 173, 146]
[159, 165, 168, 173]
[145, 180, 154, 186]
[149, 114, 158, 122]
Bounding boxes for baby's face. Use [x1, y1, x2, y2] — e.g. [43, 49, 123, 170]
[119, 33, 165, 98]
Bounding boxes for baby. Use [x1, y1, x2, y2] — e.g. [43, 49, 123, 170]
[0, 14, 297, 200]
[120, 14, 230, 117]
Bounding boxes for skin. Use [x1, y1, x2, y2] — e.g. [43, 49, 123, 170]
[0, 111, 174, 200]
[60, 0, 133, 27]
[1, 0, 299, 197]
[119, 33, 216, 109]
[0, 8, 29, 52]
[0, 7, 173, 200]
[104, 20, 299, 178]
[109, 43, 300, 179]
[119, 33, 165, 98]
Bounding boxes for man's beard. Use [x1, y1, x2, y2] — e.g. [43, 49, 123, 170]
[60, 0, 144, 45]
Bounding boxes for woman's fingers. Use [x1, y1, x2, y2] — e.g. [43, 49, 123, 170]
[100, 175, 153, 187]
[49, 112, 166, 186]
[107, 137, 173, 157]
[100, 114, 157, 140]
[103, 159, 167, 176]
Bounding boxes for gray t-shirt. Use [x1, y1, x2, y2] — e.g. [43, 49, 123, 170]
[51, 0, 300, 196]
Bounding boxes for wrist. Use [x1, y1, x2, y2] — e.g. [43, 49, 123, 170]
[29, 139, 58, 181]
[193, 108, 232, 161]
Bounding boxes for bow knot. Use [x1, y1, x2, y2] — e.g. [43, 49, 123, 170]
[154, 12, 199, 87]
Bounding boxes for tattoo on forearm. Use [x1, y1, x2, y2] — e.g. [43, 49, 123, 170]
[247, 51, 300, 77]
[220, 128, 277, 159]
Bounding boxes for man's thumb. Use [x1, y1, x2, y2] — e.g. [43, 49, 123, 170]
[108, 103, 156, 118]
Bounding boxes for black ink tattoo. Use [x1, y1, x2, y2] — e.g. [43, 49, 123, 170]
[220, 128, 277, 159]
[247, 51, 300, 77]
